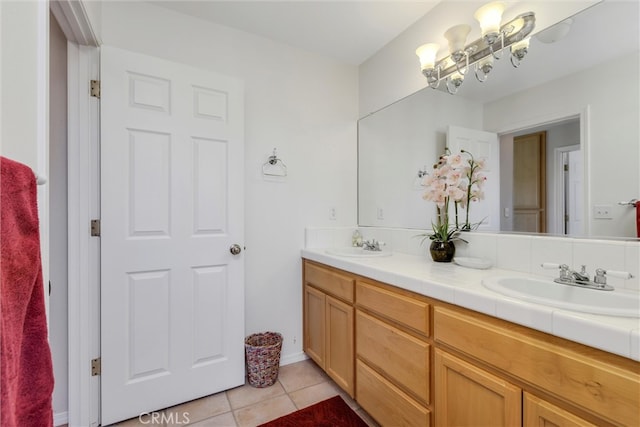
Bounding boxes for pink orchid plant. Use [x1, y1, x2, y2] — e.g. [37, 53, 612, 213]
[422, 148, 487, 242]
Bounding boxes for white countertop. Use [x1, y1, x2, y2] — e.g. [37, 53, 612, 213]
[301, 248, 640, 362]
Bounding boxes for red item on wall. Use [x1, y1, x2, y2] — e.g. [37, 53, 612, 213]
[636, 201, 640, 238]
[1, 156, 54, 427]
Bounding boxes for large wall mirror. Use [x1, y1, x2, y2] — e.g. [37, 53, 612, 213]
[358, 1, 639, 240]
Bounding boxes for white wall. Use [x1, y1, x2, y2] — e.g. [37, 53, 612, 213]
[358, 0, 598, 116]
[484, 52, 640, 238]
[97, 1, 358, 362]
[1, 0, 44, 165]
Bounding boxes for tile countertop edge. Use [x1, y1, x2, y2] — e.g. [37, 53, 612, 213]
[300, 248, 639, 362]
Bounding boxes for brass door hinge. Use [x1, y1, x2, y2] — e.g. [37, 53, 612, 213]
[91, 358, 101, 376]
[90, 80, 101, 98]
[91, 219, 101, 237]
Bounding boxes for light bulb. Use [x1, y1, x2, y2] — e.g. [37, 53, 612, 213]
[415, 43, 439, 73]
[446, 71, 465, 94]
[510, 38, 530, 67]
[444, 24, 471, 62]
[474, 2, 505, 44]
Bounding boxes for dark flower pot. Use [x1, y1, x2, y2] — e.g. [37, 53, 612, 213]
[429, 240, 455, 262]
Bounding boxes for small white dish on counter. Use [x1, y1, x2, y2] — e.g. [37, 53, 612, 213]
[453, 256, 493, 269]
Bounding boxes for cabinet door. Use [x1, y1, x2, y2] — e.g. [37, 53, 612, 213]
[435, 349, 521, 427]
[304, 285, 325, 367]
[524, 393, 598, 427]
[357, 360, 431, 427]
[325, 295, 354, 397]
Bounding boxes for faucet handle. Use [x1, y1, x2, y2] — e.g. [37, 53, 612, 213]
[541, 263, 571, 280]
[597, 269, 634, 280]
[541, 262, 561, 269]
[594, 268, 634, 287]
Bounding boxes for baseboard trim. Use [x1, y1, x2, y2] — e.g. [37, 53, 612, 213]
[54, 410, 69, 426]
[280, 351, 309, 366]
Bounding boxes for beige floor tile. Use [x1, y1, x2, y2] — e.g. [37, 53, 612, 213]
[233, 395, 296, 427]
[111, 414, 164, 426]
[276, 359, 327, 393]
[164, 392, 231, 426]
[226, 381, 285, 410]
[187, 412, 237, 427]
[288, 381, 341, 409]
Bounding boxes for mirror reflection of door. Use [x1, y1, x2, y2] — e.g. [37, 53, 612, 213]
[513, 132, 547, 233]
[562, 146, 584, 235]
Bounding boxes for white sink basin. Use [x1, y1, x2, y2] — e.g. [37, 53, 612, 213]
[482, 276, 640, 318]
[325, 247, 392, 258]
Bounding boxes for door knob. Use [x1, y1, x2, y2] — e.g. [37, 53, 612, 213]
[229, 244, 242, 255]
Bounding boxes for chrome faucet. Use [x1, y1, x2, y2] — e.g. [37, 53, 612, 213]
[362, 239, 385, 252]
[542, 263, 634, 291]
[554, 264, 607, 289]
[570, 265, 590, 282]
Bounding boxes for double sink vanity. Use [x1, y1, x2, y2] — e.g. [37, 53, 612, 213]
[301, 245, 639, 426]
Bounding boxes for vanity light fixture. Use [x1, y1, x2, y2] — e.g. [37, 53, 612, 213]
[416, 1, 535, 94]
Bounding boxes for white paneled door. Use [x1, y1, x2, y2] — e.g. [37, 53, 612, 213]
[447, 125, 500, 231]
[100, 46, 244, 425]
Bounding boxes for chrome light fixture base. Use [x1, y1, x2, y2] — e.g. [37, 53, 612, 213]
[418, 11, 535, 94]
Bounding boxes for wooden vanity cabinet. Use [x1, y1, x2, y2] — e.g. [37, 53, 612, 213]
[435, 348, 522, 427]
[303, 260, 355, 397]
[355, 279, 432, 426]
[523, 393, 599, 427]
[434, 306, 639, 427]
[302, 259, 640, 427]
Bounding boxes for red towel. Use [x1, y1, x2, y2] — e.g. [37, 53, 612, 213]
[1, 156, 54, 427]
[637, 201, 640, 238]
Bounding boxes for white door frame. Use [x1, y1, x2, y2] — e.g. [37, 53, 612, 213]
[553, 144, 581, 235]
[67, 43, 100, 427]
[495, 106, 592, 236]
[53, 1, 101, 425]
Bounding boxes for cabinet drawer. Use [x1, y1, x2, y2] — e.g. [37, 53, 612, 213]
[356, 310, 430, 405]
[434, 306, 640, 427]
[524, 393, 598, 427]
[356, 360, 430, 427]
[356, 281, 430, 336]
[304, 261, 354, 303]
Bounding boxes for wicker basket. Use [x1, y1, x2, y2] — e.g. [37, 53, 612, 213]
[245, 332, 283, 388]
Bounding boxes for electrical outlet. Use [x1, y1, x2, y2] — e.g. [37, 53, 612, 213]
[329, 207, 337, 220]
[593, 204, 613, 219]
[377, 207, 384, 220]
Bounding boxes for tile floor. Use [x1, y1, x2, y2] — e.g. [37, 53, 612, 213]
[111, 359, 379, 427]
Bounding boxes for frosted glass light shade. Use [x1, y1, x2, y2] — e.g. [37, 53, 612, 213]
[416, 43, 440, 70]
[474, 2, 505, 38]
[511, 38, 530, 52]
[444, 24, 471, 53]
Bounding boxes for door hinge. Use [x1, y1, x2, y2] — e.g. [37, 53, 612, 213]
[91, 219, 101, 237]
[91, 358, 101, 376]
[90, 80, 101, 98]
[564, 164, 569, 172]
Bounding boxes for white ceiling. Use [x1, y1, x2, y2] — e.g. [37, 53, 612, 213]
[149, 0, 440, 65]
[149, 1, 639, 104]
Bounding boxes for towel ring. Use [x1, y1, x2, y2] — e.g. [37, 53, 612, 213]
[618, 199, 638, 207]
[262, 148, 287, 177]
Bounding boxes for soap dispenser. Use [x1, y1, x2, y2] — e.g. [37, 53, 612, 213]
[352, 229, 363, 247]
